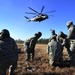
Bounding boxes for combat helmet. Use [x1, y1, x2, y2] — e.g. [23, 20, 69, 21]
[0, 29, 10, 39]
[66, 21, 73, 27]
[58, 31, 67, 38]
[51, 30, 55, 33]
[58, 31, 64, 37]
[34, 33, 38, 37]
[37, 32, 42, 38]
[50, 29, 55, 35]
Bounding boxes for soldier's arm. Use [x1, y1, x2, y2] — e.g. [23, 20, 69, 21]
[24, 41, 27, 51]
[67, 28, 73, 39]
[70, 41, 75, 52]
[49, 37, 51, 42]
[61, 39, 66, 46]
[12, 39, 22, 53]
[29, 39, 34, 48]
[47, 43, 51, 55]
[46, 45, 49, 54]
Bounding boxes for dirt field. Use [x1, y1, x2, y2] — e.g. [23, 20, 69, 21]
[13, 44, 75, 75]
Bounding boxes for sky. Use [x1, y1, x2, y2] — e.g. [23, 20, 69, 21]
[0, 0, 75, 40]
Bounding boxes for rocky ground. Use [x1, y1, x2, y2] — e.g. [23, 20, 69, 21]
[12, 44, 75, 75]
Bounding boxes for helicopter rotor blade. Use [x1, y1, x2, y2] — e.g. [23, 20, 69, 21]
[41, 6, 44, 13]
[25, 12, 36, 14]
[28, 7, 39, 13]
[46, 10, 56, 13]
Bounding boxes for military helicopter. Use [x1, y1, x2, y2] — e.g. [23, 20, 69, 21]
[24, 6, 56, 22]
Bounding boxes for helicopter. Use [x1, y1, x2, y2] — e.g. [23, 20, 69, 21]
[24, 6, 56, 22]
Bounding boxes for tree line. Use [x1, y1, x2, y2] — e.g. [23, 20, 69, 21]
[37, 38, 49, 44]
[16, 38, 49, 44]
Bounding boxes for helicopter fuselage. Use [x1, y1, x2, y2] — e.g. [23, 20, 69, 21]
[31, 14, 48, 22]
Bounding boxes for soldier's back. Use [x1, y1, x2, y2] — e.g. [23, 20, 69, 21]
[0, 37, 17, 69]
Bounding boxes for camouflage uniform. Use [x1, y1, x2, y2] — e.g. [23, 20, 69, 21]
[0, 29, 18, 75]
[66, 21, 75, 65]
[24, 39, 31, 61]
[47, 35, 62, 66]
[70, 41, 75, 65]
[24, 32, 42, 61]
[49, 30, 57, 42]
[66, 21, 75, 39]
[57, 31, 71, 59]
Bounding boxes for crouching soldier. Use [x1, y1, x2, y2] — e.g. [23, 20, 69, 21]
[57, 31, 71, 60]
[24, 32, 42, 61]
[47, 35, 62, 66]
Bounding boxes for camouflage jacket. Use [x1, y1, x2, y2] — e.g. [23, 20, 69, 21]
[0, 37, 18, 64]
[70, 40, 75, 53]
[47, 39, 62, 61]
[68, 25, 75, 39]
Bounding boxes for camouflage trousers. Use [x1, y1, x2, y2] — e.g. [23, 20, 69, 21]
[71, 54, 75, 66]
[26, 49, 35, 61]
[0, 51, 18, 75]
[0, 58, 17, 75]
